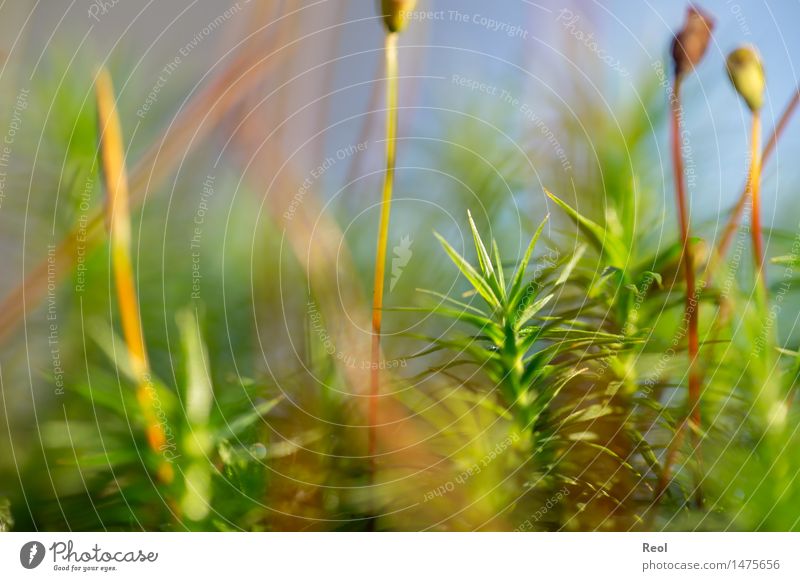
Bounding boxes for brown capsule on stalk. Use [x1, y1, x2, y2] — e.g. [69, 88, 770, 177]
[379, 0, 417, 34]
[671, 6, 714, 79]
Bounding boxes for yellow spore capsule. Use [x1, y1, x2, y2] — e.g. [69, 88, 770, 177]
[727, 45, 766, 112]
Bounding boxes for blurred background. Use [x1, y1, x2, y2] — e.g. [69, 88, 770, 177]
[1, 0, 799, 531]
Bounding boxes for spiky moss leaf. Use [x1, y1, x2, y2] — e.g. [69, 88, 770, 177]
[525, 368, 586, 428]
[516, 294, 554, 329]
[214, 396, 283, 444]
[771, 254, 800, 267]
[467, 210, 495, 278]
[434, 231, 501, 309]
[508, 215, 549, 307]
[466, 210, 505, 302]
[554, 244, 587, 287]
[415, 288, 489, 316]
[492, 240, 506, 291]
[545, 189, 628, 269]
[88, 321, 178, 414]
[390, 305, 503, 343]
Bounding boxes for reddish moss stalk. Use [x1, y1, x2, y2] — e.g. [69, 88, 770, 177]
[748, 114, 765, 284]
[713, 90, 798, 272]
[653, 78, 704, 509]
[671, 80, 702, 433]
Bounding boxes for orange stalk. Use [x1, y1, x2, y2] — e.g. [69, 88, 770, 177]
[713, 89, 798, 271]
[0, 34, 285, 346]
[96, 68, 173, 484]
[654, 78, 703, 508]
[748, 114, 764, 282]
[671, 80, 702, 433]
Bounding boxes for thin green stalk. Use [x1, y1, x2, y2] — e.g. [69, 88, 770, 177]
[369, 31, 398, 467]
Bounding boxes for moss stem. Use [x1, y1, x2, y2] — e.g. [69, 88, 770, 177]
[710, 89, 798, 277]
[96, 68, 173, 484]
[748, 113, 765, 287]
[654, 78, 703, 508]
[369, 32, 399, 473]
[671, 80, 702, 435]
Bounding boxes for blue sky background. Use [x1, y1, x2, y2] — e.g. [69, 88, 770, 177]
[4, 0, 800, 231]
[329, 0, 800, 232]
